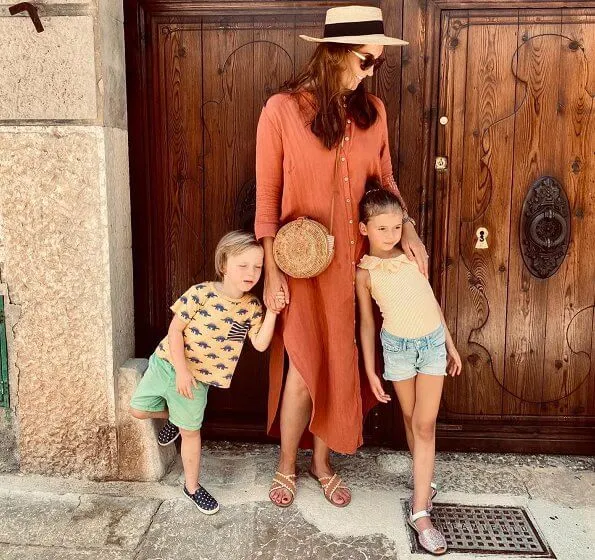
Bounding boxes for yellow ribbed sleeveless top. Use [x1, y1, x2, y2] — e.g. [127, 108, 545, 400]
[358, 254, 442, 338]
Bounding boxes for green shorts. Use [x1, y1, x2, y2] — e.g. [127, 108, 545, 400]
[130, 353, 209, 431]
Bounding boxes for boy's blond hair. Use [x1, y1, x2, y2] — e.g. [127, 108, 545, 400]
[214, 230, 262, 278]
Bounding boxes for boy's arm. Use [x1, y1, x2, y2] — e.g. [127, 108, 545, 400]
[249, 308, 278, 352]
[356, 269, 391, 403]
[168, 315, 198, 399]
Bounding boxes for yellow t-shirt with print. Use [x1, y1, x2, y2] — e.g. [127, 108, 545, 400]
[155, 281, 263, 388]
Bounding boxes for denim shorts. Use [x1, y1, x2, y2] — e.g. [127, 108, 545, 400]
[380, 324, 447, 382]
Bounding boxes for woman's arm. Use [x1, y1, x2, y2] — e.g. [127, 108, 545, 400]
[255, 102, 289, 312]
[356, 269, 391, 403]
[262, 237, 289, 312]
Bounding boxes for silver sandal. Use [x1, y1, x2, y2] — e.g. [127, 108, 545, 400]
[407, 508, 447, 555]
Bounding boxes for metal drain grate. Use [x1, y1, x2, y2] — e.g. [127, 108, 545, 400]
[403, 502, 555, 557]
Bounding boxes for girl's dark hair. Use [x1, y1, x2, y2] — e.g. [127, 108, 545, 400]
[359, 177, 403, 223]
[280, 43, 378, 150]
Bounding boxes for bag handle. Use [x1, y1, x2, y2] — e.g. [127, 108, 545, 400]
[328, 191, 335, 236]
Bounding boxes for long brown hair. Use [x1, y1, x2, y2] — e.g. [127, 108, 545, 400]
[280, 43, 378, 150]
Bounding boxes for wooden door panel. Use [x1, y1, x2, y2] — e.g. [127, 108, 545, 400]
[541, 12, 595, 416]
[154, 26, 206, 336]
[503, 21, 563, 416]
[441, 17, 519, 417]
[439, 10, 595, 427]
[503, 18, 595, 416]
[136, 7, 402, 443]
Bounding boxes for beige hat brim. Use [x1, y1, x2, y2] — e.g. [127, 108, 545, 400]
[299, 34, 408, 46]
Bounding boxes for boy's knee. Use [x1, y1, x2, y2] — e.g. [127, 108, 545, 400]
[130, 407, 149, 419]
[179, 428, 201, 438]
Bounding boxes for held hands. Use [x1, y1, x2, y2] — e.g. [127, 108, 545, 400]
[367, 374, 391, 404]
[176, 367, 198, 399]
[446, 341, 463, 377]
[264, 264, 290, 313]
[401, 222, 429, 278]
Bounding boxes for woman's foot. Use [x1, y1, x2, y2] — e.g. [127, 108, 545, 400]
[309, 461, 351, 507]
[269, 458, 296, 506]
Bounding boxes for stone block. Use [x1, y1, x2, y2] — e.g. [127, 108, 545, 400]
[0, 17, 97, 120]
[103, 127, 134, 371]
[0, 127, 120, 478]
[98, 9, 128, 128]
[117, 359, 176, 481]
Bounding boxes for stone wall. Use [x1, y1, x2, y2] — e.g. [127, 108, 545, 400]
[0, 1, 133, 478]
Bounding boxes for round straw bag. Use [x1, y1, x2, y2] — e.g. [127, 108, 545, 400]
[273, 217, 335, 278]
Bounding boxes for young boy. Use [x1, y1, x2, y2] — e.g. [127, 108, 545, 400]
[130, 231, 282, 514]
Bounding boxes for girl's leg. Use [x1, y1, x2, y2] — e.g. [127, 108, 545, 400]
[310, 436, 351, 506]
[391, 378, 417, 455]
[130, 408, 169, 420]
[270, 360, 312, 505]
[411, 374, 444, 530]
[180, 428, 201, 494]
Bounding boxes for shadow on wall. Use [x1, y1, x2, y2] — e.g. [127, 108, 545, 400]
[0, 409, 18, 472]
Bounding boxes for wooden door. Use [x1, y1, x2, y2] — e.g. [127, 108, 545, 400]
[126, 2, 404, 442]
[435, 9, 595, 453]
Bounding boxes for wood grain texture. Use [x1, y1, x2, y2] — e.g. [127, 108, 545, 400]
[452, 19, 518, 417]
[503, 19, 564, 416]
[541, 12, 595, 416]
[398, 0, 427, 221]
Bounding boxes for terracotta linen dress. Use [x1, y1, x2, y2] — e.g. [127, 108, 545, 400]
[255, 92, 406, 454]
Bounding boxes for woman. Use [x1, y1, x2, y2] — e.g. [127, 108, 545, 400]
[255, 6, 428, 508]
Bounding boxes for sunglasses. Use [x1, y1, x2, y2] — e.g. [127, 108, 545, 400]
[350, 50, 386, 71]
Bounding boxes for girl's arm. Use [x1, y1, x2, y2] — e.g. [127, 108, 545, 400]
[250, 308, 278, 352]
[435, 302, 462, 377]
[168, 316, 198, 399]
[356, 269, 391, 403]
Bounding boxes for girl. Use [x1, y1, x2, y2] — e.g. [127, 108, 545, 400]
[355, 182, 462, 555]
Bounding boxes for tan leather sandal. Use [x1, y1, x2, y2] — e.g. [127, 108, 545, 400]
[269, 471, 296, 508]
[308, 471, 351, 508]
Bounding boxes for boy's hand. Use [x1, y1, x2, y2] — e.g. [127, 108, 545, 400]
[176, 368, 198, 399]
[271, 290, 287, 314]
[368, 374, 391, 403]
[446, 342, 462, 377]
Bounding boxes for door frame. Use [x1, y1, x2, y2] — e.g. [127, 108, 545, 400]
[427, 1, 595, 454]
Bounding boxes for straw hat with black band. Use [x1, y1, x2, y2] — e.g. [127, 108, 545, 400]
[299, 6, 408, 46]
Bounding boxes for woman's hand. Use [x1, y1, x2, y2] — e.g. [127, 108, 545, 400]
[401, 222, 429, 278]
[367, 374, 391, 403]
[446, 342, 462, 377]
[264, 263, 289, 313]
[176, 368, 198, 399]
